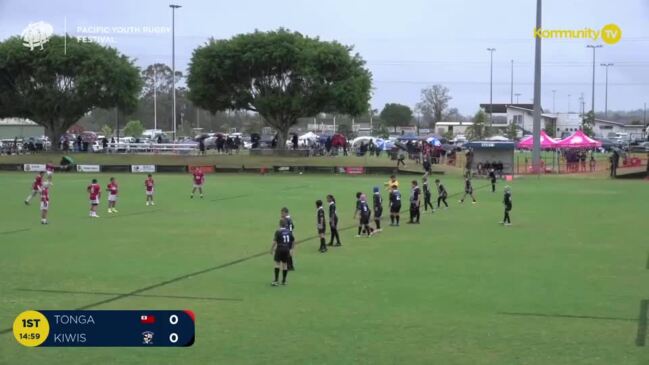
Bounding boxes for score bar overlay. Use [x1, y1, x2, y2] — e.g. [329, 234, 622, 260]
[13, 310, 195, 347]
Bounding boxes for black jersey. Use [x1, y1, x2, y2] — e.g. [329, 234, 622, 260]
[317, 207, 326, 229]
[489, 171, 496, 182]
[359, 201, 371, 217]
[389, 190, 402, 207]
[423, 181, 431, 196]
[410, 186, 420, 204]
[437, 183, 447, 197]
[328, 202, 338, 222]
[284, 215, 295, 231]
[373, 194, 383, 211]
[274, 228, 295, 249]
[504, 192, 512, 208]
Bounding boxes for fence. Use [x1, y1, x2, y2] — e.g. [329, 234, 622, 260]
[105, 143, 198, 154]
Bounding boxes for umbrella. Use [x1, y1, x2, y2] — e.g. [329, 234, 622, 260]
[426, 136, 442, 146]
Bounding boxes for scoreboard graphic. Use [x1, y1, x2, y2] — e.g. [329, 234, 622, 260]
[13, 310, 195, 347]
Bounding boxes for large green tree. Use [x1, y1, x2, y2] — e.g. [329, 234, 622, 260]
[466, 110, 491, 141]
[187, 29, 372, 148]
[379, 103, 413, 132]
[0, 36, 141, 148]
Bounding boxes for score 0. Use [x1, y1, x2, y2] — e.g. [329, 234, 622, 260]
[169, 314, 178, 344]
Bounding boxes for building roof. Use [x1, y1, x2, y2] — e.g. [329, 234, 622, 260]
[0, 118, 39, 126]
[480, 103, 540, 114]
[594, 118, 645, 128]
[436, 121, 473, 126]
[506, 106, 556, 119]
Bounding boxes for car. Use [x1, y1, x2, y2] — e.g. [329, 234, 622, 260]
[630, 141, 649, 153]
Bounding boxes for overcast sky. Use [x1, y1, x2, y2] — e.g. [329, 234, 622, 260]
[1, 0, 648, 116]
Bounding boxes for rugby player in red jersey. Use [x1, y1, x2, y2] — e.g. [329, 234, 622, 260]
[25, 171, 45, 205]
[40, 182, 50, 224]
[145, 174, 155, 206]
[191, 168, 205, 199]
[45, 161, 55, 180]
[87, 178, 101, 218]
[106, 177, 119, 213]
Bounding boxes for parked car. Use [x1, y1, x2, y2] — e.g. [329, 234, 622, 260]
[630, 141, 649, 153]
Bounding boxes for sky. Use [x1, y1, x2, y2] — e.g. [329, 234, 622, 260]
[1, 0, 648, 116]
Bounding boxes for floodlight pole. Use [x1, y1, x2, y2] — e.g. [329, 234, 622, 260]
[587, 45, 602, 117]
[600, 63, 614, 118]
[487, 48, 496, 126]
[170, 4, 181, 141]
[531, 0, 542, 172]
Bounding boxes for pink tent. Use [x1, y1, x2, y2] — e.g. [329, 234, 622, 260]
[556, 130, 602, 149]
[517, 130, 559, 149]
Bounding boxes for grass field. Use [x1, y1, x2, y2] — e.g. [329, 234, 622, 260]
[0, 171, 648, 364]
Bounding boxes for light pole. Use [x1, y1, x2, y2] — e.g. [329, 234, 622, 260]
[644, 102, 647, 130]
[153, 66, 157, 131]
[514, 93, 521, 104]
[586, 44, 602, 117]
[551, 89, 556, 113]
[170, 4, 181, 141]
[487, 48, 496, 126]
[600, 63, 614, 118]
[567, 94, 571, 113]
[510, 59, 514, 104]
[531, 0, 542, 172]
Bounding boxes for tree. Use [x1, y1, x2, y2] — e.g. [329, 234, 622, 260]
[187, 29, 372, 149]
[379, 103, 413, 132]
[505, 122, 518, 140]
[466, 110, 491, 140]
[100, 124, 113, 137]
[582, 111, 595, 136]
[123, 120, 145, 138]
[416, 84, 452, 129]
[0, 36, 141, 149]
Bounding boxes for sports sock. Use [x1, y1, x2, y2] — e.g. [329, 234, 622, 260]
[396, 216, 400, 224]
[390, 216, 395, 224]
[357, 226, 362, 235]
[320, 238, 326, 250]
[282, 270, 288, 283]
[274, 268, 279, 282]
[375, 220, 381, 230]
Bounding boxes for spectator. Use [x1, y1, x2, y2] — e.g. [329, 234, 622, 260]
[102, 137, 108, 152]
[292, 134, 298, 150]
[199, 138, 206, 155]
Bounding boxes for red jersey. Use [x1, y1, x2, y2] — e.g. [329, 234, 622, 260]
[41, 187, 49, 203]
[88, 183, 101, 200]
[145, 178, 154, 192]
[193, 170, 204, 184]
[45, 163, 54, 172]
[107, 182, 118, 196]
[32, 175, 43, 190]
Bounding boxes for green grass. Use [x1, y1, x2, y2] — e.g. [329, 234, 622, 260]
[0, 171, 647, 364]
[0, 152, 410, 168]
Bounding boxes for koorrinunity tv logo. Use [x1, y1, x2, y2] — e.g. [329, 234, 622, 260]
[533, 23, 622, 45]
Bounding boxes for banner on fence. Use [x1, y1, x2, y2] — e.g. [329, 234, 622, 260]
[131, 165, 156, 173]
[76, 164, 101, 173]
[24, 164, 46, 172]
[344, 167, 365, 175]
[188, 165, 215, 173]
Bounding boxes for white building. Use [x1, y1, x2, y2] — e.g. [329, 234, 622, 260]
[592, 119, 646, 140]
[435, 121, 473, 136]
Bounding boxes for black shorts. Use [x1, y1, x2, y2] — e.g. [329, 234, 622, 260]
[274, 248, 290, 263]
[360, 215, 370, 225]
[390, 204, 401, 213]
[424, 192, 431, 200]
[374, 208, 383, 219]
[465, 189, 473, 194]
[329, 218, 338, 229]
[505, 204, 512, 211]
[318, 227, 326, 234]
